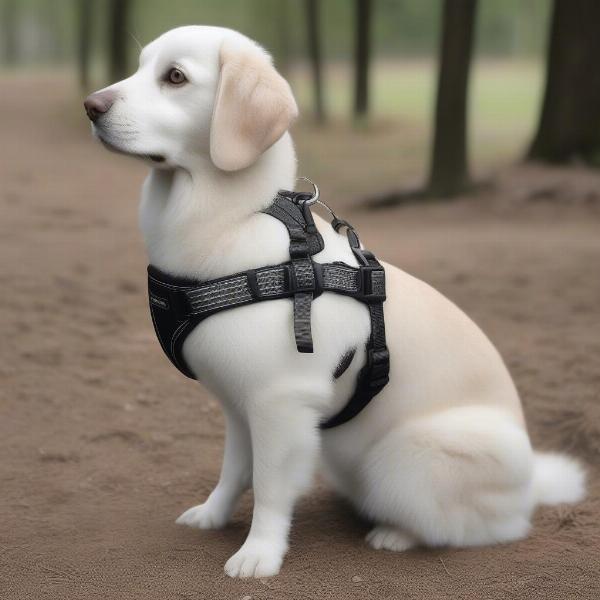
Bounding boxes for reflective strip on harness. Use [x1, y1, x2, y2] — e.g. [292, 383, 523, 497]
[149, 261, 384, 321]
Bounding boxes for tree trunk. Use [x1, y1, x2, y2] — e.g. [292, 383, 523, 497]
[305, 0, 325, 123]
[427, 0, 478, 197]
[353, 0, 372, 119]
[108, 0, 131, 82]
[528, 0, 600, 163]
[77, 0, 93, 89]
[41, 0, 63, 63]
[1, 0, 18, 66]
[275, 0, 291, 77]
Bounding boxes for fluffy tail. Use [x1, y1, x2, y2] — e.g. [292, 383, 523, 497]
[533, 452, 586, 506]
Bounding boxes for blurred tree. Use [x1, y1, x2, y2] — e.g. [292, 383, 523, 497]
[353, 0, 372, 119]
[427, 0, 478, 197]
[1, 0, 18, 66]
[528, 0, 600, 163]
[108, 0, 131, 82]
[40, 1, 63, 63]
[275, 0, 292, 77]
[305, 0, 326, 123]
[77, 0, 94, 89]
[249, 0, 291, 75]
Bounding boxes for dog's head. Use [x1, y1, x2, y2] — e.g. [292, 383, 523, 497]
[84, 26, 298, 172]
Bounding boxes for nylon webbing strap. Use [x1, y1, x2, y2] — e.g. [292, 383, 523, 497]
[290, 256, 316, 352]
[319, 218, 390, 429]
[263, 194, 324, 256]
[168, 262, 377, 320]
[262, 193, 327, 352]
[269, 201, 315, 352]
[293, 293, 313, 352]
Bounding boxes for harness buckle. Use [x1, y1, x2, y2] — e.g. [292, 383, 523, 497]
[352, 246, 375, 265]
[365, 346, 390, 388]
[285, 260, 323, 298]
[358, 265, 386, 303]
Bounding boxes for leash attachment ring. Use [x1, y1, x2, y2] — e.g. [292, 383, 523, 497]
[295, 176, 320, 205]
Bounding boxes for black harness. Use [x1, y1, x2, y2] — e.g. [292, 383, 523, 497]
[147, 190, 390, 429]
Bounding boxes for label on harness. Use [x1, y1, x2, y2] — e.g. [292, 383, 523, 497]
[150, 294, 169, 310]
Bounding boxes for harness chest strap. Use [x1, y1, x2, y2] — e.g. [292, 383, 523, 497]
[147, 191, 390, 429]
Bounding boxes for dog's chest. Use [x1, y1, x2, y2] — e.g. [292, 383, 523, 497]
[180, 289, 369, 404]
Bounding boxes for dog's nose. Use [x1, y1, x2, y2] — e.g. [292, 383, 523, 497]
[84, 90, 116, 122]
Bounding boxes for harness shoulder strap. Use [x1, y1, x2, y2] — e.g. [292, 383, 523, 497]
[263, 192, 324, 256]
[319, 219, 389, 429]
[263, 192, 324, 352]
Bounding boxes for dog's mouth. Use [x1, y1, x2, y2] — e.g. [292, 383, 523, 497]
[97, 134, 165, 164]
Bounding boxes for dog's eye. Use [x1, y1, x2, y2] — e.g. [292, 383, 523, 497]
[166, 67, 187, 85]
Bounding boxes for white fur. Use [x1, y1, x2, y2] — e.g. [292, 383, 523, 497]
[532, 452, 586, 506]
[89, 25, 586, 578]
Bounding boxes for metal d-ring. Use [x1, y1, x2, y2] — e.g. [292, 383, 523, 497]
[296, 176, 320, 205]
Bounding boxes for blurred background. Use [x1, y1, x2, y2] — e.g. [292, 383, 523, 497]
[1, 2, 599, 599]
[3, 0, 600, 198]
[3, 0, 600, 195]
[0, 0, 578, 192]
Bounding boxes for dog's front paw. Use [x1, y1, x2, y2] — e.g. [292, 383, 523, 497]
[175, 501, 230, 530]
[224, 540, 285, 578]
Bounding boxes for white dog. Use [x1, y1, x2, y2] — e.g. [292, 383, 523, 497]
[85, 26, 585, 578]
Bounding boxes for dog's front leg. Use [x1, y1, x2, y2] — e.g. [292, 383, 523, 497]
[177, 405, 251, 529]
[224, 397, 320, 578]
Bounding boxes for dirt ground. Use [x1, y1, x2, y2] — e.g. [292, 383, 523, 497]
[1, 75, 599, 600]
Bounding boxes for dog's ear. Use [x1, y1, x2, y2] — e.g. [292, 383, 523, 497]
[210, 41, 298, 171]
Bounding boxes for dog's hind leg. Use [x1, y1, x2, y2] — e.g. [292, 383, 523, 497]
[360, 406, 535, 551]
[365, 524, 417, 551]
[176, 405, 252, 529]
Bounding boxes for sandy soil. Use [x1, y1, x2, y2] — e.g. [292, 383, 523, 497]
[1, 75, 599, 600]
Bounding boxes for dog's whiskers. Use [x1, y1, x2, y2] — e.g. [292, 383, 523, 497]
[128, 30, 143, 51]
